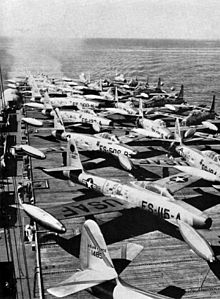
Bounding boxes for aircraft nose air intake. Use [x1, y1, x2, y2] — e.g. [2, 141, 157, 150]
[192, 215, 212, 229]
[205, 217, 212, 229]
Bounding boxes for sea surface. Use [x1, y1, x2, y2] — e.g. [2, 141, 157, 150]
[1, 37, 220, 107]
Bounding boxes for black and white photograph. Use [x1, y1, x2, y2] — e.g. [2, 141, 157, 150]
[1, 1, 220, 298]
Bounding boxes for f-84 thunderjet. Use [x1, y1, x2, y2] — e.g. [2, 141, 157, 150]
[141, 119, 220, 188]
[50, 107, 112, 133]
[159, 95, 220, 132]
[25, 92, 102, 112]
[42, 137, 215, 262]
[51, 108, 137, 171]
[181, 95, 218, 130]
[126, 100, 173, 140]
[174, 118, 220, 187]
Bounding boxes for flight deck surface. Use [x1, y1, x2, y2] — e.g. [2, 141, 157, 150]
[26, 109, 220, 299]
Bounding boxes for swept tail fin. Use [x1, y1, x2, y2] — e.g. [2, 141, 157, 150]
[43, 134, 83, 174]
[115, 86, 118, 103]
[41, 92, 53, 114]
[54, 108, 65, 131]
[156, 77, 162, 91]
[47, 220, 117, 297]
[80, 219, 115, 270]
[210, 95, 215, 112]
[177, 84, 184, 101]
[138, 98, 144, 119]
[66, 136, 84, 172]
[174, 118, 182, 144]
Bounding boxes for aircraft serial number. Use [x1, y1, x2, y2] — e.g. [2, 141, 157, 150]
[142, 201, 181, 220]
[91, 250, 103, 259]
[99, 144, 130, 156]
[81, 117, 97, 124]
[200, 159, 217, 175]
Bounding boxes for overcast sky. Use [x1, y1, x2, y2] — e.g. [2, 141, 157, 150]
[1, 0, 220, 40]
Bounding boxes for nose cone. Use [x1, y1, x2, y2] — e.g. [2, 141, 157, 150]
[59, 224, 66, 234]
[193, 215, 212, 229]
[205, 217, 212, 229]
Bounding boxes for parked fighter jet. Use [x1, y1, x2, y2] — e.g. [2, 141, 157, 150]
[102, 87, 137, 116]
[42, 137, 215, 262]
[41, 92, 102, 111]
[181, 95, 219, 131]
[173, 118, 220, 187]
[142, 118, 220, 188]
[50, 105, 113, 133]
[51, 108, 136, 171]
[47, 219, 169, 298]
[129, 100, 173, 140]
[137, 85, 184, 108]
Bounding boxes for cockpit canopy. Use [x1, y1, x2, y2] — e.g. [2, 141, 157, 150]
[188, 110, 201, 117]
[153, 119, 166, 128]
[132, 181, 174, 200]
[203, 150, 220, 164]
[95, 132, 120, 143]
[82, 109, 96, 115]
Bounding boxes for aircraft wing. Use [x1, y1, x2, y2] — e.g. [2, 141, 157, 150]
[48, 268, 117, 297]
[136, 156, 189, 167]
[46, 195, 131, 220]
[155, 172, 200, 194]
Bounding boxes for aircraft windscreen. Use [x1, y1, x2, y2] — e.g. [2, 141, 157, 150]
[203, 150, 220, 163]
[154, 119, 166, 128]
[132, 181, 173, 199]
[82, 109, 96, 115]
[97, 132, 119, 143]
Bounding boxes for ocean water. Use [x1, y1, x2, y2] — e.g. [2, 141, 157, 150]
[1, 37, 220, 107]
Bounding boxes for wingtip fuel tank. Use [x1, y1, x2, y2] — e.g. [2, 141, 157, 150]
[19, 144, 46, 159]
[178, 220, 215, 263]
[22, 203, 66, 234]
[22, 117, 43, 127]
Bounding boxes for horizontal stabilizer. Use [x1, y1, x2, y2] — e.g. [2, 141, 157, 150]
[111, 243, 143, 261]
[43, 166, 82, 173]
[202, 121, 218, 132]
[174, 165, 218, 182]
[47, 268, 117, 297]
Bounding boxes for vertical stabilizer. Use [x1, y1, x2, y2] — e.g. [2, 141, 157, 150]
[54, 108, 65, 131]
[178, 84, 184, 101]
[80, 219, 115, 271]
[156, 77, 161, 91]
[115, 86, 118, 103]
[79, 72, 87, 84]
[138, 99, 144, 119]
[66, 136, 84, 171]
[42, 92, 53, 110]
[174, 118, 182, 144]
[210, 95, 216, 112]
